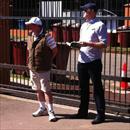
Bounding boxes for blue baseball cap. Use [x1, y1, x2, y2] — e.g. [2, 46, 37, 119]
[80, 2, 98, 12]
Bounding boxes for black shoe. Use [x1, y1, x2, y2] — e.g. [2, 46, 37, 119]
[72, 113, 88, 119]
[91, 115, 105, 124]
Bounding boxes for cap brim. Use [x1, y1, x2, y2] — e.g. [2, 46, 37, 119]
[80, 6, 86, 10]
[25, 22, 32, 25]
[25, 22, 41, 26]
[80, 3, 97, 11]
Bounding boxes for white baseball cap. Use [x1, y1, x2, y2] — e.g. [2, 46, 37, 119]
[25, 17, 42, 26]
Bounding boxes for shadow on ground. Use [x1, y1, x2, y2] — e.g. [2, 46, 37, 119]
[56, 112, 130, 123]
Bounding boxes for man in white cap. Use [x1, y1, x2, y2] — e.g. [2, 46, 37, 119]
[74, 2, 107, 124]
[25, 17, 57, 122]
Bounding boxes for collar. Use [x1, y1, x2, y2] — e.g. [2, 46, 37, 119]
[32, 28, 43, 41]
[86, 17, 98, 24]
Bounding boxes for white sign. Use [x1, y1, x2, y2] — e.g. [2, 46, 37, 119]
[41, 1, 62, 17]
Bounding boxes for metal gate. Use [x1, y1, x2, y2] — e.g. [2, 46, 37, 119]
[0, 0, 130, 115]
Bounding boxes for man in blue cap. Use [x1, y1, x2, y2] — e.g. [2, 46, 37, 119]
[75, 2, 107, 124]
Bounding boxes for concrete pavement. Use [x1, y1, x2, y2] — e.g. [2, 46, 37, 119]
[0, 94, 130, 130]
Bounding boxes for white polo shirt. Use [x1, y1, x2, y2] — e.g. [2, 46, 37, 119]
[78, 18, 107, 63]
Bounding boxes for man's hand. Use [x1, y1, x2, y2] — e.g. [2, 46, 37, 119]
[79, 42, 87, 47]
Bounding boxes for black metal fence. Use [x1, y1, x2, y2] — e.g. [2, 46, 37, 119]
[0, 0, 130, 115]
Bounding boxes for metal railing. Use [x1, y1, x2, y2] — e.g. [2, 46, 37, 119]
[0, 0, 130, 115]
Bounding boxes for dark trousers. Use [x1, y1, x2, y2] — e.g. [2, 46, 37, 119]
[77, 59, 105, 116]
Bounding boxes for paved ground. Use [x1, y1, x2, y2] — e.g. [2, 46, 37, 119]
[0, 94, 130, 130]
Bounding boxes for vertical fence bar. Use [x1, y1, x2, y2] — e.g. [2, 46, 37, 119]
[0, 0, 10, 84]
